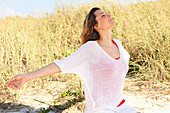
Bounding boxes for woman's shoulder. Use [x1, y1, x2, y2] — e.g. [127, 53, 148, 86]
[82, 40, 98, 47]
[78, 41, 99, 51]
[85, 40, 98, 44]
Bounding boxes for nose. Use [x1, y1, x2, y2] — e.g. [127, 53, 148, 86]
[108, 14, 111, 17]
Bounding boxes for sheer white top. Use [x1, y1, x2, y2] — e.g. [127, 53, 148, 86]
[54, 39, 130, 113]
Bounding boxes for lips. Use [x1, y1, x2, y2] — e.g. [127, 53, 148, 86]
[108, 18, 114, 22]
[109, 19, 113, 22]
[109, 19, 114, 22]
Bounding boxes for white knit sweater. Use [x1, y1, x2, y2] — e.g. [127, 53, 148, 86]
[54, 39, 130, 113]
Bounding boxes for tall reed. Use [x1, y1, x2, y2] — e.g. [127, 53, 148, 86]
[0, 0, 169, 102]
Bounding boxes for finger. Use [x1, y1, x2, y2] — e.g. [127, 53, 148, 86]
[8, 78, 16, 83]
[5, 84, 12, 89]
[10, 85, 14, 89]
[12, 84, 20, 90]
[5, 82, 21, 90]
[9, 84, 17, 90]
[4, 84, 9, 88]
[9, 76, 19, 83]
[5, 84, 13, 88]
[5, 83, 15, 89]
[12, 83, 20, 90]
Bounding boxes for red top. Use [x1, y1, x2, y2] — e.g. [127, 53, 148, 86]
[112, 40, 120, 60]
[95, 40, 124, 107]
[117, 99, 125, 107]
[112, 40, 125, 107]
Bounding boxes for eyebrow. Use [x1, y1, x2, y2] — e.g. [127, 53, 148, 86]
[99, 12, 105, 16]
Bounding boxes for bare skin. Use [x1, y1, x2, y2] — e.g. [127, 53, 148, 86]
[94, 10, 141, 113]
[5, 9, 141, 113]
[5, 10, 118, 90]
[93, 10, 120, 59]
[5, 63, 61, 90]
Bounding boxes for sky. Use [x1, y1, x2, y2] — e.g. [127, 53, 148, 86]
[0, 0, 159, 18]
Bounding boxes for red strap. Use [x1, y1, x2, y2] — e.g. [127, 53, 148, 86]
[117, 99, 125, 107]
[114, 57, 120, 60]
[112, 40, 120, 60]
[112, 40, 119, 48]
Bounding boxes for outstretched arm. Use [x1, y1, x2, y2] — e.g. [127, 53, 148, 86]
[5, 41, 98, 90]
[5, 62, 61, 90]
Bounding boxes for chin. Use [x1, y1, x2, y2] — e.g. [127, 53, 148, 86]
[110, 22, 116, 28]
[112, 21, 116, 25]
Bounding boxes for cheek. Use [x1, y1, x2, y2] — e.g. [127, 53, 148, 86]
[98, 18, 108, 27]
[101, 17, 108, 23]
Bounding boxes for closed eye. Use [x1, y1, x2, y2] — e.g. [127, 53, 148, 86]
[101, 15, 106, 17]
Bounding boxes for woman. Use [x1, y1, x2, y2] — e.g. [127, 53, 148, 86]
[5, 7, 141, 113]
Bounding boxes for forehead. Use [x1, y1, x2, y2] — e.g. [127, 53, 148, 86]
[94, 10, 105, 17]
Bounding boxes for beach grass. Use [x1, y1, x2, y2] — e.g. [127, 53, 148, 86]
[0, 0, 169, 104]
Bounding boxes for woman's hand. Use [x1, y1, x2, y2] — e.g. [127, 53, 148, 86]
[4, 63, 61, 90]
[5, 74, 28, 90]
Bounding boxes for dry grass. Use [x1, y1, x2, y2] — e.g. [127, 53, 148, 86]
[0, 0, 169, 109]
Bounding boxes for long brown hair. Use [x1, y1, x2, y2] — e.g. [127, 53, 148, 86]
[81, 7, 101, 44]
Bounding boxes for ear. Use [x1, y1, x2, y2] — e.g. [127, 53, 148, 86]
[93, 24, 98, 31]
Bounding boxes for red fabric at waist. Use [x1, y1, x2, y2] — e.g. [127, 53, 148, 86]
[117, 99, 125, 107]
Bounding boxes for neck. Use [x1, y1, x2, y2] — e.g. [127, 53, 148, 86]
[97, 29, 113, 46]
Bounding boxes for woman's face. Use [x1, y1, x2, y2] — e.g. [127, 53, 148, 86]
[94, 10, 116, 31]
